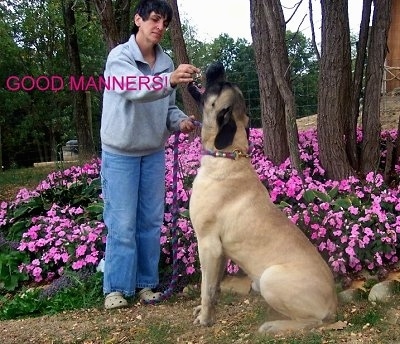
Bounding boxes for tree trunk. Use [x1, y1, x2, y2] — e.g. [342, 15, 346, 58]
[114, 0, 132, 44]
[250, 0, 289, 165]
[262, 0, 302, 175]
[92, 0, 121, 50]
[167, 0, 200, 135]
[308, 0, 320, 61]
[360, 0, 392, 174]
[386, 0, 400, 92]
[317, 0, 354, 180]
[62, 0, 96, 161]
[347, 0, 372, 171]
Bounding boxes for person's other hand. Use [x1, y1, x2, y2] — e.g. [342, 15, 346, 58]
[179, 116, 197, 133]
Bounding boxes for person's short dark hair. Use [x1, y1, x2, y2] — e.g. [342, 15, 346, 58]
[131, 0, 173, 35]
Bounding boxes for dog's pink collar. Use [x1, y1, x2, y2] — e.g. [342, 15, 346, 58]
[201, 148, 251, 160]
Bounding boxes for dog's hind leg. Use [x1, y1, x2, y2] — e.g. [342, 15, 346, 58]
[258, 319, 322, 334]
[257, 265, 335, 334]
[193, 237, 226, 327]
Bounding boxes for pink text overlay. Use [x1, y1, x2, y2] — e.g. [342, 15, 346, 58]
[5, 75, 169, 92]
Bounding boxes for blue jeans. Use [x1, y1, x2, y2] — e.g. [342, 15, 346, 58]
[101, 150, 165, 296]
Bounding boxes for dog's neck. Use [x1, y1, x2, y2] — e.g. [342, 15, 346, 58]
[201, 147, 252, 160]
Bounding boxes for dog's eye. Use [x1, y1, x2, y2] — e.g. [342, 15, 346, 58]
[212, 102, 215, 107]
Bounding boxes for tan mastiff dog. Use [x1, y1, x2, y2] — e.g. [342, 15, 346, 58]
[188, 62, 337, 334]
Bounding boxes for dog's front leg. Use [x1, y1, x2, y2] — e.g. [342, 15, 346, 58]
[193, 238, 225, 326]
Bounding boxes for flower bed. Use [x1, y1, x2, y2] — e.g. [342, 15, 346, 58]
[0, 128, 399, 293]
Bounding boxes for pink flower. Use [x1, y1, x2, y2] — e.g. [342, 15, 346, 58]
[349, 206, 359, 215]
[85, 255, 98, 264]
[75, 244, 87, 257]
[345, 246, 355, 257]
[72, 260, 85, 270]
[186, 266, 196, 274]
[365, 172, 375, 183]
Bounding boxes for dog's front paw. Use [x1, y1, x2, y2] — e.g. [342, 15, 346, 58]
[193, 305, 202, 317]
[192, 305, 215, 326]
[193, 315, 214, 327]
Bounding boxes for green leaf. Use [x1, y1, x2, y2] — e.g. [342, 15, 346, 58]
[0, 251, 29, 292]
[85, 203, 103, 215]
[180, 209, 190, 218]
[303, 190, 316, 204]
[313, 190, 332, 203]
[7, 219, 30, 241]
[278, 201, 291, 209]
[333, 198, 352, 210]
[328, 187, 338, 198]
[348, 196, 362, 207]
[303, 189, 331, 203]
[12, 204, 33, 219]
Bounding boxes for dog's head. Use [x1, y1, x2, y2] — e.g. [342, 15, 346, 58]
[188, 62, 249, 151]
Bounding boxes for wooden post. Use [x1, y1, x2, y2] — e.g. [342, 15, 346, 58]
[386, 0, 400, 93]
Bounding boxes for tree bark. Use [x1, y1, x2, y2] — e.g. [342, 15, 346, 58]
[360, 0, 392, 174]
[347, 0, 372, 171]
[167, 0, 200, 133]
[62, 0, 96, 161]
[92, 0, 122, 51]
[317, 0, 354, 180]
[250, 0, 289, 165]
[308, 0, 320, 61]
[114, 0, 132, 44]
[261, 0, 302, 175]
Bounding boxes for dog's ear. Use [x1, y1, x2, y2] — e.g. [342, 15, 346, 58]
[215, 106, 237, 149]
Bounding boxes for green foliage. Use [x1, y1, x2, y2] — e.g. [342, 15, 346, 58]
[3, 176, 102, 242]
[1, 0, 321, 166]
[348, 307, 383, 328]
[286, 30, 319, 117]
[41, 271, 103, 315]
[0, 271, 103, 320]
[0, 0, 106, 168]
[303, 189, 333, 203]
[0, 250, 29, 291]
[0, 288, 44, 320]
[184, 28, 319, 126]
[0, 161, 103, 293]
[303, 187, 364, 212]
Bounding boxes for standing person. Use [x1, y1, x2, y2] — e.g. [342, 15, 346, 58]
[100, 0, 199, 309]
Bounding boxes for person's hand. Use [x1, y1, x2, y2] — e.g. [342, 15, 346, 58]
[170, 64, 200, 87]
[179, 115, 197, 133]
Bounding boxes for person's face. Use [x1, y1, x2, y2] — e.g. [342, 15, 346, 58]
[134, 11, 169, 44]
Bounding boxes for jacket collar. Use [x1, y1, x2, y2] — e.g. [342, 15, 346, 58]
[128, 34, 171, 73]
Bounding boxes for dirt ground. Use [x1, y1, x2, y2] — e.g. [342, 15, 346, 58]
[1, 106, 400, 344]
[1, 290, 400, 344]
[296, 96, 400, 131]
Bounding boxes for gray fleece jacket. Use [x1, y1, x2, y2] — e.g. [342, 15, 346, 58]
[100, 35, 188, 156]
